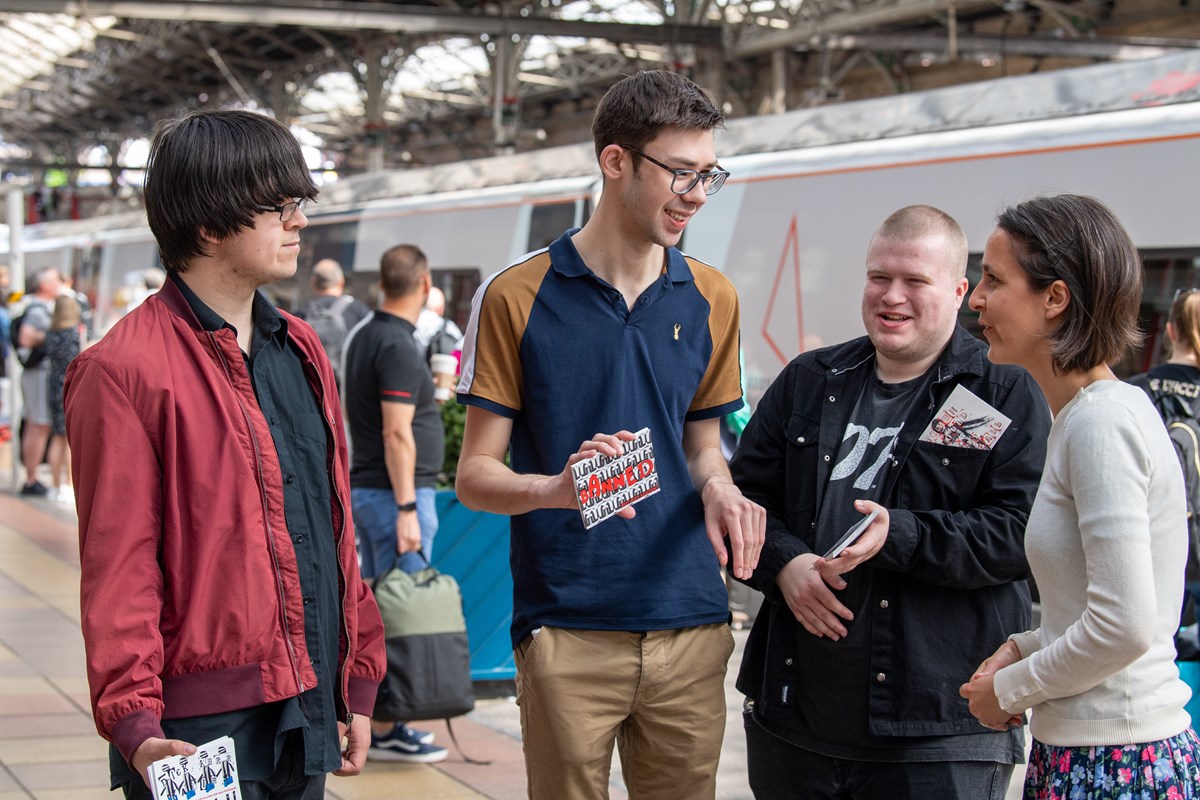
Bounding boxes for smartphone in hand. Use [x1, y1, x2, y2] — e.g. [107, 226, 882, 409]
[820, 507, 880, 560]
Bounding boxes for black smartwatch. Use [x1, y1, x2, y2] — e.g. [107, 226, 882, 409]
[396, 500, 418, 513]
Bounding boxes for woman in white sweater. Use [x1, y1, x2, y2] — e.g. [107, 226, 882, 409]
[959, 194, 1200, 798]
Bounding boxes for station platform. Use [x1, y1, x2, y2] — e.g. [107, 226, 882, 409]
[0, 486, 1025, 800]
[0, 488, 757, 800]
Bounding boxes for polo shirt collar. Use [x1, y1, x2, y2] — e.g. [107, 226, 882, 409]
[549, 228, 695, 284]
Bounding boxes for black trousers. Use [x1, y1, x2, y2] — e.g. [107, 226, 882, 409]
[121, 731, 326, 800]
[744, 712, 1014, 800]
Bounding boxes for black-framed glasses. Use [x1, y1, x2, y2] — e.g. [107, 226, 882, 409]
[255, 199, 308, 223]
[619, 144, 730, 196]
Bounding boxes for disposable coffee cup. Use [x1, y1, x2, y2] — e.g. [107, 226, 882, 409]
[430, 353, 457, 379]
[429, 353, 458, 402]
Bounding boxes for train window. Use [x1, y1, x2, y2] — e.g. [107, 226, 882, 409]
[527, 202, 577, 253]
[1130, 251, 1200, 375]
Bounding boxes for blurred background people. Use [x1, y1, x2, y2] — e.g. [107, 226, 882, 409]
[295, 258, 370, 389]
[1128, 288, 1200, 625]
[45, 293, 82, 503]
[15, 267, 63, 496]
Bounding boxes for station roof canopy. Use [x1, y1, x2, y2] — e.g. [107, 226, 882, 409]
[1, 0, 1198, 172]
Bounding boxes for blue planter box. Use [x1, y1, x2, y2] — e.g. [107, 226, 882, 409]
[430, 490, 517, 682]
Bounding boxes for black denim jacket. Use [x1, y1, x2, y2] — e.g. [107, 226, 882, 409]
[731, 326, 1051, 738]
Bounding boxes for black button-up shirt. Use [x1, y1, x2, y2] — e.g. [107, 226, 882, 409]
[112, 275, 342, 787]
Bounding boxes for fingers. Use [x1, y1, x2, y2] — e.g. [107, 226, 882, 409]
[334, 718, 369, 776]
[794, 598, 852, 640]
[728, 501, 765, 580]
[777, 556, 853, 640]
[701, 483, 765, 580]
[577, 431, 636, 459]
[566, 449, 598, 467]
[132, 738, 197, 787]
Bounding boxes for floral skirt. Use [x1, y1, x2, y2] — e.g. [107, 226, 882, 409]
[1025, 728, 1200, 799]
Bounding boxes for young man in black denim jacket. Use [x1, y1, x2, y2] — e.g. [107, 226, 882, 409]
[731, 205, 1050, 800]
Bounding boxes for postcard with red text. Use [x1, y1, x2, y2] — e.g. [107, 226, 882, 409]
[572, 427, 660, 530]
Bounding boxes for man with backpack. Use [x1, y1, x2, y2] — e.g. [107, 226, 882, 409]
[1129, 287, 1200, 624]
[295, 259, 370, 389]
[13, 267, 62, 496]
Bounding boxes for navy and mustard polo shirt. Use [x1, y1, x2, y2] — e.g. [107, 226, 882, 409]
[458, 228, 744, 646]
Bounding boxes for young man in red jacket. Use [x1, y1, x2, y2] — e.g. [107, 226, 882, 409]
[65, 109, 386, 800]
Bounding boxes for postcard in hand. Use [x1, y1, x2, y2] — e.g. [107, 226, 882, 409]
[148, 736, 241, 800]
[919, 385, 1012, 450]
[572, 427, 661, 530]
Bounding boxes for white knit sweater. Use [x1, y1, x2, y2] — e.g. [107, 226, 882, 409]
[993, 380, 1193, 747]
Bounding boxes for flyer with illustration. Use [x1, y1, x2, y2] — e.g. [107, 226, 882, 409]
[919, 384, 1012, 450]
[572, 427, 661, 530]
[149, 736, 241, 800]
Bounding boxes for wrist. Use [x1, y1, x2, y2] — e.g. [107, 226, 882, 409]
[395, 500, 417, 513]
[700, 476, 733, 502]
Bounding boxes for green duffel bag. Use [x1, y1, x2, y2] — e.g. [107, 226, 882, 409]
[371, 558, 475, 722]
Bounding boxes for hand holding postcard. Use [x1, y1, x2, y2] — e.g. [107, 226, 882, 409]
[148, 736, 241, 800]
[919, 385, 1012, 450]
[572, 427, 661, 530]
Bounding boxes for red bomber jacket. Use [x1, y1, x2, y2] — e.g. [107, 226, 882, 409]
[64, 279, 385, 765]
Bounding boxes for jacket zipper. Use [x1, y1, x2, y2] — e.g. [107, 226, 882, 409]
[208, 331, 305, 695]
[308, 359, 355, 726]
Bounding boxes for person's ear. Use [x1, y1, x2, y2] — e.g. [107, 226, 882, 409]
[598, 144, 628, 183]
[1045, 279, 1070, 321]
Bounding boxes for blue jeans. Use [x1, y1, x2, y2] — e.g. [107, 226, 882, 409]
[351, 486, 438, 579]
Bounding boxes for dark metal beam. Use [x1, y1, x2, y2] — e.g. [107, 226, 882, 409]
[798, 31, 1200, 60]
[731, 0, 997, 58]
[1, 1, 724, 46]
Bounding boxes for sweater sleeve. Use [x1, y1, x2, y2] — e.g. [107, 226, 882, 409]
[993, 400, 1159, 714]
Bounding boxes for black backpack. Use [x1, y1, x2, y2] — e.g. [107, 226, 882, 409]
[425, 317, 458, 364]
[1137, 380, 1200, 599]
[9, 306, 47, 369]
[1168, 414, 1200, 552]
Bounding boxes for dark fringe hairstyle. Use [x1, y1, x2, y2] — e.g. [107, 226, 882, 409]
[144, 109, 318, 273]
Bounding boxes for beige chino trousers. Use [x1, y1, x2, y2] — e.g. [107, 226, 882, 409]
[514, 623, 734, 800]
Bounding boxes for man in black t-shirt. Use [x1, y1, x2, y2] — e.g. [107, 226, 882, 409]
[342, 244, 447, 764]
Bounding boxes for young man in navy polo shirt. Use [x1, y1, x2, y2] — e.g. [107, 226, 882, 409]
[455, 70, 765, 799]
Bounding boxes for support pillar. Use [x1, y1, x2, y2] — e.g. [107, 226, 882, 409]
[361, 39, 389, 174]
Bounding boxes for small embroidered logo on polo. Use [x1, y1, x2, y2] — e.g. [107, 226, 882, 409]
[673, 323, 681, 341]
